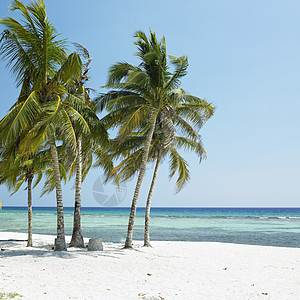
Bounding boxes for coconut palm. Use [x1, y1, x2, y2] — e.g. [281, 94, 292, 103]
[67, 44, 108, 247]
[0, 0, 86, 251]
[0, 140, 67, 247]
[67, 44, 92, 248]
[0, 142, 38, 247]
[142, 127, 209, 246]
[97, 30, 214, 248]
[104, 122, 210, 246]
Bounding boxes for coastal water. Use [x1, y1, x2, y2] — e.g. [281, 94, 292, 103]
[0, 207, 299, 248]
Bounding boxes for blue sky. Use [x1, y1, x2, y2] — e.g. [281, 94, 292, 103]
[0, 0, 299, 207]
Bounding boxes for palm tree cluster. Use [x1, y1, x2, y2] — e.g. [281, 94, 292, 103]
[0, 0, 215, 251]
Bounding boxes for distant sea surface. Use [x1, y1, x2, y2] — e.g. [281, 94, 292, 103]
[1, 207, 299, 248]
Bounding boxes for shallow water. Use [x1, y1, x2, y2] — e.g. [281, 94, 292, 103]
[1, 207, 299, 247]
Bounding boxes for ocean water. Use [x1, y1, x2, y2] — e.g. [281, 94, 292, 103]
[0, 207, 299, 248]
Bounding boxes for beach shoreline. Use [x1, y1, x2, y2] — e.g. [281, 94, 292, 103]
[0, 231, 299, 299]
[1, 207, 299, 248]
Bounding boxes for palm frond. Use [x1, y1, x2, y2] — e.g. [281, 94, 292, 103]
[107, 62, 135, 85]
[57, 108, 77, 150]
[168, 145, 190, 192]
[50, 52, 82, 86]
[165, 55, 188, 90]
[0, 91, 41, 143]
[173, 136, 206, 161]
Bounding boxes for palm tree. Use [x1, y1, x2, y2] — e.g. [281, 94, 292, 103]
[66, 44, 108, 247]
[0, 143, 37, 247]
[67, 45, 91, 248]
[0, 0, 85, 251]
[105, 124, 210, 246]
[97, 30, 214, 248]
[0, 140, 65, 247]
[69, 44, 92, 246]
[144, 136, 208, 246]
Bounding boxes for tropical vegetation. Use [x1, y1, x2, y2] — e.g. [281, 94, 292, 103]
[0, 0, 103, 250]
[97, 30, 214, 248]
[0, 0, 215, 251]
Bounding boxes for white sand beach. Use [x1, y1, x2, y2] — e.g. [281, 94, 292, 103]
[0, 232, 299, 300]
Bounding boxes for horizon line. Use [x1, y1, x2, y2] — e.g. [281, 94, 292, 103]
[2, 206, 300, 209]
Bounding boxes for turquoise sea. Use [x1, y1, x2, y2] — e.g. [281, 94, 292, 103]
[0, 207, 299, 248]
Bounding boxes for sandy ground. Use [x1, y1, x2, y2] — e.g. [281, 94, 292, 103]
[0, 232, 299, 300]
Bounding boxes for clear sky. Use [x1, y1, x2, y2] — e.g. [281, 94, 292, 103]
[0, 0, 299, 207]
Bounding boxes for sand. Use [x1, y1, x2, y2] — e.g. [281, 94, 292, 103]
[0, 232, 299, 299]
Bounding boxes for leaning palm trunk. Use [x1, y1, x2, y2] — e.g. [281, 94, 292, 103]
[125, 118, 157, 248]
[70, 137, 84, 247]
[144, 148, 162, 247]
[27, 176, 33, 247]
[49, 133, 67, 251]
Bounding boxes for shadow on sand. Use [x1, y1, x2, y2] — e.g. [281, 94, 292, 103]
[0, 240, 127, 259]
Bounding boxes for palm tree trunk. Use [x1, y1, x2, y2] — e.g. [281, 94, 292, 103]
[70, 137, 84, 247]
[49, 133, 67, 251]
[125, 118, 157, 248]
[144, 148, 162, 247]
[26, 176, 33, 247]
